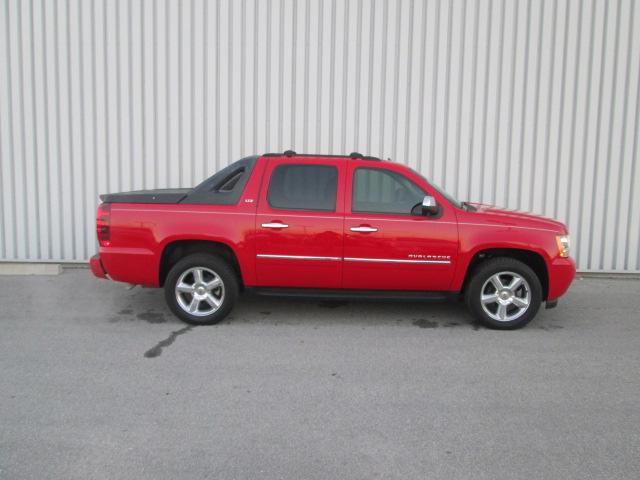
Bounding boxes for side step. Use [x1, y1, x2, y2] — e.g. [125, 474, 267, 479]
[247, 287, 459, 302]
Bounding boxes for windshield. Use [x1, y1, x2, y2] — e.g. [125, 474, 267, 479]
[414, 172, 464, 209]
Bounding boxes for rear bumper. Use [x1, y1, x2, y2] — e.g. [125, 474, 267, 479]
[90, 254, 108, 279]
[547, 256, 576, 300]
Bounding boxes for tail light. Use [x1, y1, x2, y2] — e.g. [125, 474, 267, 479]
[96, 203, 111, 246]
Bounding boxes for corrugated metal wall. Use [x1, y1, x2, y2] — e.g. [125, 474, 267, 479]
[1, 0, 639, 271]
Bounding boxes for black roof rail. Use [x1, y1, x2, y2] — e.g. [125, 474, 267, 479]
[263, 151, 382, 161]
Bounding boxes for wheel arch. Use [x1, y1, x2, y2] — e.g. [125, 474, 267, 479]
[159, 239, 243, 287]
[461, 248, 549, 300]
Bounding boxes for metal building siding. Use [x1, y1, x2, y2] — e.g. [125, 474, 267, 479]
[0, 0, 639, 271]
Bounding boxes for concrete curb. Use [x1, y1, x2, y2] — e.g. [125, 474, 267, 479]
[0, 263, 62, 276]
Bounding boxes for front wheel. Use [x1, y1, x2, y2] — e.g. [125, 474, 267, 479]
[164, 253, 239, 325]
[464, 257, 542, 329]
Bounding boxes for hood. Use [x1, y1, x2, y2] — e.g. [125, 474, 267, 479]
[466, 203, 567, 234]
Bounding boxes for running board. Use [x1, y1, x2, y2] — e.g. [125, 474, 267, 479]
[246, 287, 459, 302]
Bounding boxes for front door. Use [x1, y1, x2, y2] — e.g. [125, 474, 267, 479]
[342, 163, 458, 291]
[255, 156, 345, 288]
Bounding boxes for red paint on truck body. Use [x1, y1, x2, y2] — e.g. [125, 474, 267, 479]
[93, 154, 575, 301]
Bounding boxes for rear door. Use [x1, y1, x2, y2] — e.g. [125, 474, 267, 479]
[255, 156, 345, 288]
[342, 162, 458, 291]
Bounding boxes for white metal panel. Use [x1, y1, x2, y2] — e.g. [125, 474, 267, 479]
[0, 0, 639, 271]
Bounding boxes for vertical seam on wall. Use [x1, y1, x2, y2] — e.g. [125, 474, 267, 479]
[440, 0, 454, 185]
[290, 0, 297, 148]
[29, 0, 41, 258]
[177, 0, 183, 186]
[428, 0, 440, 179]
[77, 0, 87, 259]
[575, 0, 597, 265]
[340, 0, 349, 153]
[140, 0, 147, 188]
[354, 0, 363, 149]
[415, 0, 427, 168]
[328, 0, 335, 152]
[587, 0, 610, 269]
[116, 0, 123, 192]
[203, 0, 208, 174]
[316, 0, 324, 152]
[403, 0, 415, 168]
[453, 0, 467, 198]
[276, 0, 283, 151]
[65, 0, 77, 259]
[303, 0, 309, 151]
[614, 0, 635, 270]
[516, 0, 532, 210]
[487, 0, 503, 204]
[624, 9, 640, 270]
[152, 0, 158, 187]
[541, 0, 559, 215]
[190, 0, 196, 178]
[599, 0, 623, 269]
[17, 1, 30, 258]
[565, 0, 585, 228]
[552, 0, 571, 219]
[466, 0, 480, 199]
[379, 0, 388, 158]
[265, 0, 272, 149]
[128, 0, 135, 190]
[528, 0, 545, 211]
[390, 0, 402, 160]
[42, 0, 53, 259]
[239, 0, 245, 158]
[365, 0, 375, 152]
[504, 0, 519, 207]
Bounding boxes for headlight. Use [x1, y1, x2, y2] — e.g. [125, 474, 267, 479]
[556, 235, 570, 258]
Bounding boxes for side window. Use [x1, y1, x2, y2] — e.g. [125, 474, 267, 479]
[268, 164, 338, 212]
[352, 167, 425, 215]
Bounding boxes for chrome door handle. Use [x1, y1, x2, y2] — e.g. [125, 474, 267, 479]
[261, 222, 289, 229]
[350, 226, 378, 233]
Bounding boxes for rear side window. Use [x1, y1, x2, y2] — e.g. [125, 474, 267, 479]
[352, 167, 425, 215]
[182, 156, 257, 205]
[268, 164, 338, 211]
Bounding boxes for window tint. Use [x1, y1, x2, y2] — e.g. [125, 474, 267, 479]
[268, 164, 338, 211]
[352, 168, 425, 215]
[215, 168, 245, 192]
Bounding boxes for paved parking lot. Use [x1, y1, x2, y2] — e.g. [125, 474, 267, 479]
[1, 269, 639, 479]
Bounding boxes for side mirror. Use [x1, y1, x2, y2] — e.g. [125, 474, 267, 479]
[421, 195, 439, 216]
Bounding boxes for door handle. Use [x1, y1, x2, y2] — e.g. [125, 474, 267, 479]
[350, 226, 378, 233]
[261, 222, 289, 229]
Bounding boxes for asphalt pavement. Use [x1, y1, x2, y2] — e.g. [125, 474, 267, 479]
[1, 268, 639, 479]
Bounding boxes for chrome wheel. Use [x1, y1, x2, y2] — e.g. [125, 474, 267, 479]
[174, 267, 225, 317]
[480, 271, 531, 322]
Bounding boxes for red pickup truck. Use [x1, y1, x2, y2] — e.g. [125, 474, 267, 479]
[91, 152, 575, 329]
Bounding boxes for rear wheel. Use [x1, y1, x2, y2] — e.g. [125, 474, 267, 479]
[164, 253, 238, 325]
[465, 257, 542, 329]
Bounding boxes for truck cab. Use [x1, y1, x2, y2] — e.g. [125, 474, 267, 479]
[91, 152, 575, 329]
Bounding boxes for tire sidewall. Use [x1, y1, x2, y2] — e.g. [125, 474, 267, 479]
[465, 258, 543, 329]
[164, 254, 238, 325]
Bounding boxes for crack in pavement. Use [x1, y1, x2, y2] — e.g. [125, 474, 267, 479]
[143, 326, 194, 358]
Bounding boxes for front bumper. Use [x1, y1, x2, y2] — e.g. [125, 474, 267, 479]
[90, 254, 108, 279]
[547, 256, 576, 300]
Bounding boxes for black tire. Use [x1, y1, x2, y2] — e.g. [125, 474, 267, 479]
[164, 253, 239, 325]
[464, 257, 543, 330]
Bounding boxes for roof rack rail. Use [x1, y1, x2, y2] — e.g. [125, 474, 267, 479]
[263, 151, 382, 161]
